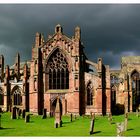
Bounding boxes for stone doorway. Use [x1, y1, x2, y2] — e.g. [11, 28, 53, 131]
[51, 98, 62, 116]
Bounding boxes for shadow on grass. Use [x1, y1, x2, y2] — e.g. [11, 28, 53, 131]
[127, 128, 134, 131]
[0, 127, 15, 130]
[62, 121, 75, 124]
[128, 118, 132, 121]
[90, 131, 101, 135]
[29, 121, 34, 123]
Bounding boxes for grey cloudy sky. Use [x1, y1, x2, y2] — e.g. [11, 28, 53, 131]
[0, 4, 140, 69]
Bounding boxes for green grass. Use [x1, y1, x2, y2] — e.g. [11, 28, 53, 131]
[0, 112, 140, 136]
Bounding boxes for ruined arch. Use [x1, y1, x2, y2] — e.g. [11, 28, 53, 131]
[11, 86, 22, 106]
[131, 70, 140, 111]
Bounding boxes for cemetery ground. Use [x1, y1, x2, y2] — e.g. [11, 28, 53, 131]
[0, 112, 140, 136]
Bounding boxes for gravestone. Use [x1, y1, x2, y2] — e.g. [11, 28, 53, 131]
[70, 113, 73, 122]
[124, 113, 128, 131]
[22, 109, 26, 119]
[42, 108, 47, 119]
[54, 98, 62, 128]
[116, 122, 124, 136]
[25, 114, 30, 123]
[11, 107, 17, 119]
[89, 117, 95, 135]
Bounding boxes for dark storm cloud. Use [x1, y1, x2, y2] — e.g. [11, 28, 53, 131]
[0, 4, 140, 69]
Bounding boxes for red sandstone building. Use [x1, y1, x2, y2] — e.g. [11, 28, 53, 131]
[0, 25, 139, 115]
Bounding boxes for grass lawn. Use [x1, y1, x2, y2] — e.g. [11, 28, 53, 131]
[0, 112, 140, 136]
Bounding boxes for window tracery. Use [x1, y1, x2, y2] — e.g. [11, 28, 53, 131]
[47, 49, 69, 89]
[87, 81, 93, 106]
[13, 87, 22, 106]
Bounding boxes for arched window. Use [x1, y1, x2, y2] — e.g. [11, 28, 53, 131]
[13, 86, 22, 106]
[0, 87, 4, 105]
[47, 49, 69, 89]
[87, 81, 93, 106]
[131, 70, 140, 111]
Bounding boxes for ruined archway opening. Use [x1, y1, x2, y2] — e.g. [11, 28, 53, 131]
[12, 86, 22, 106]
[131, 71, 140, 112]
[86, 81, 93, 106]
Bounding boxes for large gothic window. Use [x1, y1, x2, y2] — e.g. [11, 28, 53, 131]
[47, 49, 69, 89]
[87, 81, 93, 106]
[0, 87, 4, 105]
[131, 71, 140, 111]
[13, 86, 22, 106]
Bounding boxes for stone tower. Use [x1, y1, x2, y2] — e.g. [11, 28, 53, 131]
[14, 53, 20, 81]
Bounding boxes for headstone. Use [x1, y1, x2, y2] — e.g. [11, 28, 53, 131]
[70, 113, 73, 122]
[42, 108, 47, 119]
[89, 118, 95, 135]
[25, 114, 30, 123]
[54, 98, 62, 128]
[11, 107, 17, 119]
[22, 109, 26, 119]
[116, 122, 124, 136]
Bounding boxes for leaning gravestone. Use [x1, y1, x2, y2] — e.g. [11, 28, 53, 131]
[54, 98, 62, 128]
[89, 116, 95, 135]
[25, 114, 30, 123]
[11, 107, 17, 119]
[42, 108, 47, 119]
[22, 109, 26, 119]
